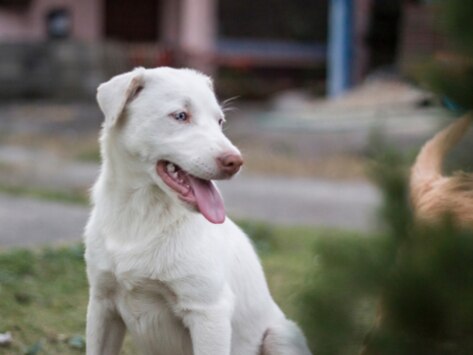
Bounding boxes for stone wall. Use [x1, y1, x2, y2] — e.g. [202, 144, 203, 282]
[0, 41, 128, 100]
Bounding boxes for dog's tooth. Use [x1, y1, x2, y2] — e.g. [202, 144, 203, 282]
[167, 163, 176, 173]
[171, 171, 178, 179]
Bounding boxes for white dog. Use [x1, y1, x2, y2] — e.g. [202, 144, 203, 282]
[84, 67, 312, 355]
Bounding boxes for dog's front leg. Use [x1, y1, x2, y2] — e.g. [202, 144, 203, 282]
[86, 295, 126, 355]
[184, 306, 232, 355]
[180, 285, 234, 355]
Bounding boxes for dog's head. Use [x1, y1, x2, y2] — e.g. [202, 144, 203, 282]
[97, 67, 242, 224]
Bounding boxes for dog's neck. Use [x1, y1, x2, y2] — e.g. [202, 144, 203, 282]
[92, 129, 192, 236]
[99, 129, 149, 187]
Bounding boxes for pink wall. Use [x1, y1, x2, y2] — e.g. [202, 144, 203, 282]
[179, 0, 217, 74]
[0, 11, 30, 40]
[180, 0, 216, 53]
[0, 0, 103, 41]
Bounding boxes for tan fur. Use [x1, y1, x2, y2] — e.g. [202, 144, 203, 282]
[410, 114, 473, 226]
[359, 115, 473, 355]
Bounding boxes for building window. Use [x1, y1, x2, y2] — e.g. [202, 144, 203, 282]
[105, 0, 160, 42]
[46, 9, 71, 39]
[0, 0, 31, 8]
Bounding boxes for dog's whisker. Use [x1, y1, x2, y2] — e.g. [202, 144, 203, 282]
[221, 96, 240, 113]
[222, 106, 237, 113]
[222, 96, 240, 105]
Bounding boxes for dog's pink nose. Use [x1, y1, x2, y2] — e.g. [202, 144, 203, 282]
[217, 153, 243, 176]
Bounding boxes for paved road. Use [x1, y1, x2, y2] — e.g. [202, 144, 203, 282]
[219, 174, 379, 230]
[0, 173, 381, 248]
[0, 195, 88, 248]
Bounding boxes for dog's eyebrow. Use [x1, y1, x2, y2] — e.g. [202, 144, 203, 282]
[182, 98, 192, 109]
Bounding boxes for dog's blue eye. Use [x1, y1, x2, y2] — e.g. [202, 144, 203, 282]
[174, 112, 188, 122]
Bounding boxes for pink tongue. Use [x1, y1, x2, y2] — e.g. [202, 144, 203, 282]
[187, 176, 226, 224]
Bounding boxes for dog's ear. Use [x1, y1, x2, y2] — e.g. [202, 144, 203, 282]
[205, 76, 214, 90]
[97, 67, 145, 128]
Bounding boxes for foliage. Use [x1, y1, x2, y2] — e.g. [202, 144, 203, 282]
[297, 2, 473, 353]
[298, 147, 473, 355]
[422, 0, 473, 111]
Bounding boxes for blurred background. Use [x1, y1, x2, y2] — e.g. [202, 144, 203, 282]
[0, 0, 450, 241]
[1, 0, 473, 354]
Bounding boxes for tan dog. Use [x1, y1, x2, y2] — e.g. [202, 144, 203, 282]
[359, 114, 473, 355]
[410, 114, 473, 226]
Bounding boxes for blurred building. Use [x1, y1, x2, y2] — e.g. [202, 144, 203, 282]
[354, 0, 447, 78]
[331, 0, 446, 96]
[0, 0, 327, 99]
[0, 0, 446, 99]
[398, 0, 447, 72]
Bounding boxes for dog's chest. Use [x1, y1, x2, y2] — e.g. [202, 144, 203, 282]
[114, 276, 193, 355]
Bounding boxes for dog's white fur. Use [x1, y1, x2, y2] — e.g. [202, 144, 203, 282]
[84, 67, 312, 355]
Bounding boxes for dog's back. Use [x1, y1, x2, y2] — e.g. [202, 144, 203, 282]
[410, 114, 473, 225]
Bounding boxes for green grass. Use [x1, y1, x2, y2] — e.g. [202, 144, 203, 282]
[0, 222, 361, 354]
[0, 185, 88, 205]
[74, 148, 101, 163]
[0, 246, 89, 354]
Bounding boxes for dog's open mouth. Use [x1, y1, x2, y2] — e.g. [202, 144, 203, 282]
[156, 161, 225, 224]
